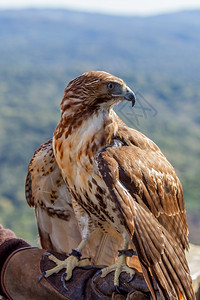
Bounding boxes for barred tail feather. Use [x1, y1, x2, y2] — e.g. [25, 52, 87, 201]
[132, 202, 195, 300]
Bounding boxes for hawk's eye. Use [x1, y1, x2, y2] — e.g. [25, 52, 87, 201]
[107, 82, 115, 91]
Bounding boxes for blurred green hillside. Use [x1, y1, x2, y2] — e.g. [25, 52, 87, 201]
[0, 9, 199, 244]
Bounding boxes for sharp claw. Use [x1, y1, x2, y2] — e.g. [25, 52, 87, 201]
[127, 273, 135, 283]
[44, 251, 52, 257]
[61, 273, 68, 290]
[38, 271, 46, 282]
[114, 285, 121, 294]
[93, 270, 102, 283]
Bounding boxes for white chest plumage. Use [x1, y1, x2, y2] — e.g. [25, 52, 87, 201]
[53, 110, 125, 237]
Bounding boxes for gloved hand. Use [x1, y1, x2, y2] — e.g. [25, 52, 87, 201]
[0, 224, 160, 300]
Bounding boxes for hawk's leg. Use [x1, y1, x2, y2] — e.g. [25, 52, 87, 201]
[94, 238, 135, 289]
[39, 240, 90, 285]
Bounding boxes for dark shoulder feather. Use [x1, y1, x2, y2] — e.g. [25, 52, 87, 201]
[95, 133, 194, 299]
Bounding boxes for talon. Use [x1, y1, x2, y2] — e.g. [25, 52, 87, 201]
[93, 242, 136, 289]
[114, 285, 121, 294]
[93, 270, 102, 283]
[128, 273, 135, 283]
[38, 271, 46, 282]
[61, 273, 68, 290]
[39, 240, 91, 288]
[39, 252, 91, 284]
[44, 251, 52, 257]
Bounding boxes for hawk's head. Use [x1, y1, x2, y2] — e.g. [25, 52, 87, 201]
[61, 71, 135, 116]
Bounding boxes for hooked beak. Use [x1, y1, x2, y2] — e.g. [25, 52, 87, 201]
[112, 86, 136, 107]
[124, 86, 136, 107]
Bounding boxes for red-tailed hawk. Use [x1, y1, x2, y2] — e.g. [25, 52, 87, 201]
[40, 71, 194, 299]
[26, 139, 127, 267]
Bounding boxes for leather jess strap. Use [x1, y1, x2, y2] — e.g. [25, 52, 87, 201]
[0, 239, 156, 300]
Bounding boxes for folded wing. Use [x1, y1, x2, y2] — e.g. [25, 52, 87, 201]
[95, 126, 194, 299]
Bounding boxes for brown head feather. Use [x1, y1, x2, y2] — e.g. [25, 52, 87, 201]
[60, 71, 131, 117]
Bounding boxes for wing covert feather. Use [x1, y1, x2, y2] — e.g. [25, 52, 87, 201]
[99, 126, 189, 250]
[96, 141, 194, 299]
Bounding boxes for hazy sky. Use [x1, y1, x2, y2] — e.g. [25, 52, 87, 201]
[0, 0, 200, 15]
